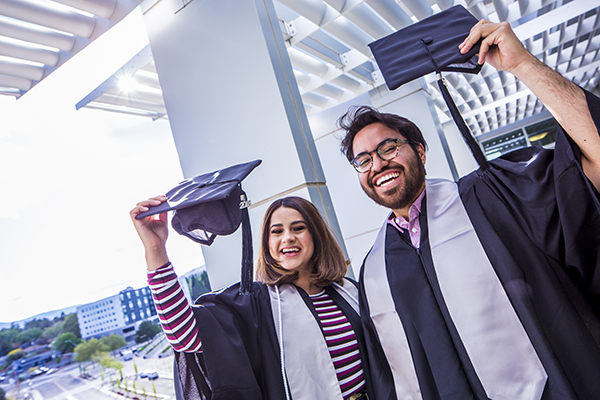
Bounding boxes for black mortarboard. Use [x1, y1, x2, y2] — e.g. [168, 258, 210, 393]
[136, 159, 262, 294]
[369, 5, 489, 170]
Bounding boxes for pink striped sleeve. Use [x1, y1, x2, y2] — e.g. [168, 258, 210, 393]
[147, 263, 202, 353]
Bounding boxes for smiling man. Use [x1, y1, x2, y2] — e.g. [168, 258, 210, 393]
[337, 20, 600, 400]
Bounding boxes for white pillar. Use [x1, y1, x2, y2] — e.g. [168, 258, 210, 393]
[142, 0, 350, 289]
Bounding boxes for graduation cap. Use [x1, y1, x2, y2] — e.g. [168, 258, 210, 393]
[369, 5, 489, 170]
[136, 159, 262, 294]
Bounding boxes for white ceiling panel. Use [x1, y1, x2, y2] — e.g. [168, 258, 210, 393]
[0, 0, 599, 141]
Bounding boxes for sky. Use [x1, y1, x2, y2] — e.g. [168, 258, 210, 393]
[0, 10, 204, 323]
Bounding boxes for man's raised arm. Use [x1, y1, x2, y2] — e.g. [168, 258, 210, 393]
[460, 20, 600, 191]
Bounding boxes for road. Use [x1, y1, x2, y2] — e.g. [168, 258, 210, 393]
[1, 338, 176, 400]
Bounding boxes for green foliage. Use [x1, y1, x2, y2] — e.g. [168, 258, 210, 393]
[0, 386, 5, 400]
[0, 340, 12, 357]
[42, 321, 64, 339]
[24, 318, 52, 330]
[95, 352, 123, 372]
[0, 328, 21, 357]
[73, 338, 108, 362]
[117, 362, 123, 379]
[186, 270, 211, 301]
[135, 321, 161, 344]
[0, 312, 81, 357]
[62, 314, 81, 338]
[52, 332, 80, 353]
[16, 328, 43, 345]
[100, 335, 126, 354]
[7, 348, 25, 362]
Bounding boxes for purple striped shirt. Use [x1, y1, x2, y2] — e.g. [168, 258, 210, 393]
[147, 264, 202, 352]
[311, 291, 366, 399]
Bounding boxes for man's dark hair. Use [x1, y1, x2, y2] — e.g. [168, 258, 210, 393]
[337, 105, 428, 162]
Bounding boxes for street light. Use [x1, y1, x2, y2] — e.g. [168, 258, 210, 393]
[64, 340, 78, 350]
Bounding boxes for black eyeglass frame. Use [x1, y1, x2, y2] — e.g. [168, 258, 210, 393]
[351, 138, 413, 173]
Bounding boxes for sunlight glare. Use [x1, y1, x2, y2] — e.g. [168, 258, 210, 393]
[117, 75, 139, 94]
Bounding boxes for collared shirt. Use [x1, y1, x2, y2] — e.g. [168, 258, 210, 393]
[387, 189, 425, 248]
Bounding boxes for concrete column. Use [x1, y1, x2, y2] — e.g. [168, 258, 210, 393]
[142, 0, 350, 288]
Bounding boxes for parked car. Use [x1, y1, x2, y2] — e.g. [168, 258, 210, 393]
[122, 350, 133, 361]
[146, 371, 159, 380]
[139, 370, 148, 379]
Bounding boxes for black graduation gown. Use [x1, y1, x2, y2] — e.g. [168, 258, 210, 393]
[173, 280, 377, 400]
[359, 90, 600, 400]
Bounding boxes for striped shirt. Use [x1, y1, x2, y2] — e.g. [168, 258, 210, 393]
[147, 264, 202, 352]
[310, 291, 366, 399]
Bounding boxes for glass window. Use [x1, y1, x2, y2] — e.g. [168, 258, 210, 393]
[481, 117, 559, 160]
[525, 119, 559, 147]
[482, 129, 527, 160]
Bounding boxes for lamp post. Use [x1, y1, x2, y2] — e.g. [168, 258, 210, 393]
[64, 340, 78, 351]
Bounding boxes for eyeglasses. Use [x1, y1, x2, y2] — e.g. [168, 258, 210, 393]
[351, 138, 412, 173]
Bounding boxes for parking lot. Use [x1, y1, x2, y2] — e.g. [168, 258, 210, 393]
[1, 337, 176, 400]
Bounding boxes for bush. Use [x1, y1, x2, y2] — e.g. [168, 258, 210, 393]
[7, 348, 25, 362]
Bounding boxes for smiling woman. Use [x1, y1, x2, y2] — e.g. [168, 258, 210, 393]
[267, 207, 316, 285]
[132, 195, 381, 400]
[257, 197, 347, 296]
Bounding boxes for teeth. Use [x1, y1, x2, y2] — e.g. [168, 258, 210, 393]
[282, 247, 300, 254]
[375, 172, 400, 187]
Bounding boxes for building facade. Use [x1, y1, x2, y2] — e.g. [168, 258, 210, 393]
[77, 286, 157, 341]
[118, 286, 156, 327]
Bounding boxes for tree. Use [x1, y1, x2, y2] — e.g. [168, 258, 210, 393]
[42, 321, 64, 340]
[62, 313, 81, 338]
[0, 387, 6, 400]
[95, 352, 122, 372]
[52, 332, 81, 353]
[100, 335, 126, 355]
[0, 340, 11, 357]
[74, 338, 108, 362]
[135, 321, 161, 344]
[24, 318, 52, 330]
[16, 328, 43, 345]
[0, 328, 21, 356]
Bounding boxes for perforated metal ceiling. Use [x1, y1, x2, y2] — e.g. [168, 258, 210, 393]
[1, 0, 599, 138]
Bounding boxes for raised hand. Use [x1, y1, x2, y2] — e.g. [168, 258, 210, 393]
[130, 195, 170, 271]
[459, 20, 532, 74]
[459, 19, 600, 191]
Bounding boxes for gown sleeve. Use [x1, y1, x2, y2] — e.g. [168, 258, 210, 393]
[173, 283, 286, 400]
[459, 89, 600, 314]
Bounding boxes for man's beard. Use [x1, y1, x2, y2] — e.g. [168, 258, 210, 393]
[361, 152, 426, 211]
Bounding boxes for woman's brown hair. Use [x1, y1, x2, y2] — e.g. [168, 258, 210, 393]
[256, 197, 348, 287]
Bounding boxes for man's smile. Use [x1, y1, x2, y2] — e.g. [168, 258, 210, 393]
[374, 170, 401, 188]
